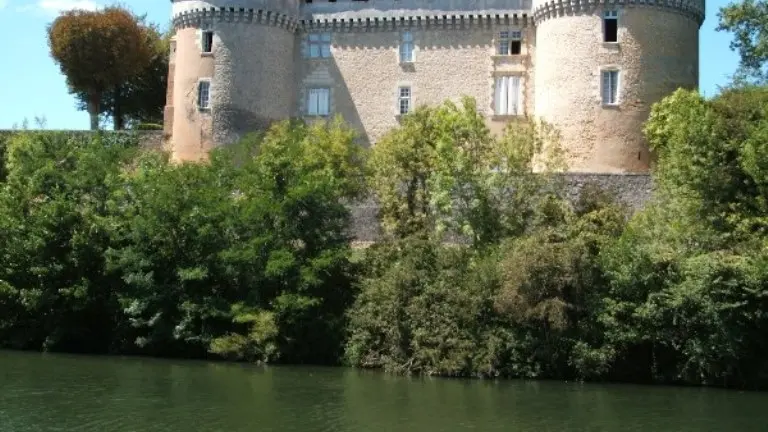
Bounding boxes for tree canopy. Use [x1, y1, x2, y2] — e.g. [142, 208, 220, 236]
[718, 0, 768, 84]
[48, 6, 153, 130]
[73, 20, 170, 130]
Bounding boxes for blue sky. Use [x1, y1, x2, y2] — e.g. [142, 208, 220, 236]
[0, 0, 743, 130]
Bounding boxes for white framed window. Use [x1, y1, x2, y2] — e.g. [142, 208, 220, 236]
[399, 31, 414, 63]
[307, 88, 330, 116]
[603, 10, 618, 42]
[198, 80, 211, 110]
[398, 86, 411, 115]
[497, 30, 522, 55]
[202, 30, 213, 53]
[308, 33, 331, 58]
[494, 75, 523, 115]
[601, 70, 619, 105]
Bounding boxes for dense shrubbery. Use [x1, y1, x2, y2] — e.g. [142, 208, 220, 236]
[1, 87, 768, 390]
[345, 89, 768, 389]
[0, 120, 365, 364]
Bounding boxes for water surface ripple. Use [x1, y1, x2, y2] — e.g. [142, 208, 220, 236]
[1, 350, 767, 431]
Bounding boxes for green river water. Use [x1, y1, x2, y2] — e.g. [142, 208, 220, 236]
[1, 350, 767, 431]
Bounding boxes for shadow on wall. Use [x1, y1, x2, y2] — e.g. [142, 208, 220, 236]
[200, 23, 369, 147]
[295, 39, 370, 145]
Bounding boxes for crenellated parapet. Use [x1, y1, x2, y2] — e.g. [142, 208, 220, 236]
[532, 0, 705, 25]
[170, 0, 535, 32]
[301, 0, 533, 31]
[171, 0, 301, 30]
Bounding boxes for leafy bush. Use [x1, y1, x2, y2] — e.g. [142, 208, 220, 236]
[0, 119, 365, 365]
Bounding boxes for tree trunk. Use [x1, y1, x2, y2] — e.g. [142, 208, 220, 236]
[88, 91, 101, 131]
[113, 85, 124, 130]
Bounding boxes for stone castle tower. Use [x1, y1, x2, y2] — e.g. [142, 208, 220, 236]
[164, 0, 705, 172]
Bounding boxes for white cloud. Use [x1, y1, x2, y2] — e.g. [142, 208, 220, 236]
[0, 0, 8, 10]
[37, 0, 100, 14]
[14, 0, 100, 15]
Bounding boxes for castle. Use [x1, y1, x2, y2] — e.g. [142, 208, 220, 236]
[163, 0, 704, 173]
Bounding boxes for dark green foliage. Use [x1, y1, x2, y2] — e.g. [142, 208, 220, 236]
[3, 88, 768, 391]
[0, 120, 364, 365]
[345, 186, 627, 380]
[0, 131, 139, 352]
[717, 0, 768, 84]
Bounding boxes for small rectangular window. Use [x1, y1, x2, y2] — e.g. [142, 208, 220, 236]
[603, 10, 618, 42]
[398, 86, 411, 115]
[601, 70, 619, 105]
[308, 33, 331, 58]
[307, 88, 330, 116]
[198, 81, 211, 110]
[498, 30, 522, 55]
[400, 31, 414, 63]
[498, 31, 509, 55]
[202, 31, 213, 53]
[494, 76, 523, 115]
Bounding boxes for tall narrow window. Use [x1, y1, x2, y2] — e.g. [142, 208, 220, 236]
[498, 31, 509, 55]
[307, 88, 330, 116]
[198, 80, 211, 110]
[494, 76, 522, 115]
[601, 70, 619, 105]
[202, 30, 213, 53]
[497, 31, 522, 55]
[400, 31, 414, 63]
[398, 86, 411, 115]
[603, 10, 618, 42]
[308, 33, 332, 58]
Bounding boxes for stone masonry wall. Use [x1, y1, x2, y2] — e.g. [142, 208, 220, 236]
[347, 173, 653, 243]
[533, 4, 700, 173]
[299, 24, 535, 146]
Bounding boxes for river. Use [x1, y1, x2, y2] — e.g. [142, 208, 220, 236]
[1, 350, 767, 431]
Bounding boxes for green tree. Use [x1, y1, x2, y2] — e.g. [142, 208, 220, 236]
[107, 118, 367, 362]
[368, 97, 564, 247]
[74, 23, 171, 129]
[0, 131, 139, 352]
[598, 86, 768, 388]
[345, 184, 626, 379]
[718, 0, 768, 83]
[48, 6, 152, 130]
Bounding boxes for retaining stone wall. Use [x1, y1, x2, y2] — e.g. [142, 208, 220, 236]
[346, 173, 653, 243]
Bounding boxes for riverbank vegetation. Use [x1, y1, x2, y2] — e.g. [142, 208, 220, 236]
[1, 86, 768, 390]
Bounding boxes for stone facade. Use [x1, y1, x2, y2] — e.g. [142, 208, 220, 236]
[165, 0, 704, 172]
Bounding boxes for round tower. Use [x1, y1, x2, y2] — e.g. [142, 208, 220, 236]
[167, 0, 300, 161]
[532, 0, 705, 173]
